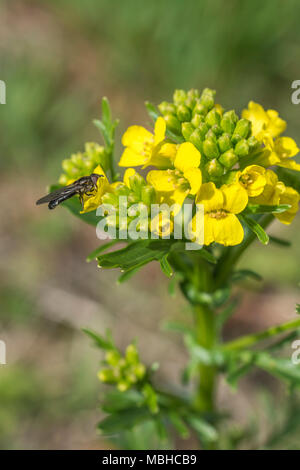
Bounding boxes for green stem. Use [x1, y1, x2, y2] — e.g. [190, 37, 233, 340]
[193, 304, 216, 413]
[223, 317, 300, 352]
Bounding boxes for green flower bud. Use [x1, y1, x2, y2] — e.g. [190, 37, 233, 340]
[218, 133, 232, 153]
[128, 172, 145, 193]
[232, 118, 251, 141]
[222, 169, 238, 185]
[128, 193, 140, 204]
[125, 344, 139, 364]
[247, 135, 261, 152]
[235, 139, 249, 157]
[158, 101, 176, 116]
[198, 122, 209, 139]
[185, 96, 196, 110]
[205, 108, 221, 127]
[106, 350, 122, 366]
[133, 363, 146, 380]
[193, 100, 207, 116]
[187, 88, 200, 101]
[181, 122, 194, 141]
[173, 89, 187, 105]
[98, 368, 117, 383]
[219, 149, 239, 169]
[189, 129, 203, 152]
[176, 104, 191, 122]
[211, 124, 222, 136]
[62, 159, 75, 174]
[200, 88, 215, 110]
[117, 380, 130, 392]
[205, 129, 217, 142]
[191, 113, 205, 128]
[205, 159, 224, 177]
[141, 185, 156, 206]
[164, 114, 181, 135]
[102, 192, 119, 207]
[203, 138, 220, 159]
[220, 110, 238, 134]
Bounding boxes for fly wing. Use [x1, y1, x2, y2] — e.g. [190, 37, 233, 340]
[36, 182, 80, 205]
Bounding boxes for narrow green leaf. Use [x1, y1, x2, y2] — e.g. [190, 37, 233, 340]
[231, 269, 263, 282]
[98, 407, 151, 433]
[117, 265, 144, 284]
[186, 415, 218, 443]
[184, 334, 225, 367]
[86, 240, 120, 262]
[101, 97, 112, 127]
[198, 248, 217, 264]
[246, 204, 291, 214]
[168, 412, 190, 439]
[240, 214, 269, 245]
[145, 101, 160, 121]
[159, 255, 173, 278]
[82, 328, 114, 350]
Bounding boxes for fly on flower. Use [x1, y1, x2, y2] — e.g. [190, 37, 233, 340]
[36, 173, 103, 210]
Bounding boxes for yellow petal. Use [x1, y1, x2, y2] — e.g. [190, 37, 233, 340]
[266, 109, 286, 137]
[145, 142, 177, 169]
[239, 165, 266, 197]
[123, 168, 136, 187]
[196, 182, 223, 212]
[207, 214, 244, 246]
[81, 165, 109, 213]
[183, 167, 202, 195]
[154, 117, 166, 145]
[275, 160, 300, 171]
[274, 137, 299, 159]
[147, 170, 175, 192]
[221, 184, 248, 214]
[122, 125, 153, 150]
[174, 142, 201, 173]
[242, 101, 269, 137]
[119, 148, 147, 167]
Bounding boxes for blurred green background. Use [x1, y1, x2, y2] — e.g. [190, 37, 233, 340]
[0, 0, 299, 449]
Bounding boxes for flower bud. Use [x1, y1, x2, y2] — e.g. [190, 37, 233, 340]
[247, 135, 261, 152]
[164, 114, 181, 135]
[98, 368, 117, 383]
[198, 122, 209, 139]
[125, 344, 139, 364]
[234, 139, 249, 157]
[218, 133, 232, 153]
[189, 129, 203, 152]
[205, 129, 217, 142]
[117, 380, 130, 392]
[231, 119, 251, 144]
[158, 101, 176, 116]
[193, 100, 207, 116]
[173, 89, 187, 105]
[205, 108, 221, 127]
[141, 185, 156, 206]
[219, 149, 239, 169]
[200, 88, 215, 110]
[220, 110, 238, 134]
[191, 113, 205, 128]
[181, 122, 194, 141]
[187, 88, 200, 101]
[203, 138, 220, 159]
[176, 104, 191, 122]
[205, 159, 224, 177]
[211, 124, 222, 136]
[133, 363, 146, 380]
[128, 172, 145, 193]
[106, 350, 121, 366]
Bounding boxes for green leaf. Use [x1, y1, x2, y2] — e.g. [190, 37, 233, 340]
[168, 412, 190, 439]
[231, 269, 263, 283]
[186, 415, 218, 443]
[102, 390, 144, 413]
[184, 334, 225, 367]
[101, 97, 112, 128]
[145, 101, 160, 122]
[117, 265, 143, 284]
[215, 298, 240, 332]
[240, 214, 269, 245]
[255, 353, 300, 385]
[162, 320, 194, 336]
[198, 248, 217, 264]
[246, 204, 291, 214]
[98, 407, 152, 434]
[97, 239, 169, 271]
[82, 328, 114, 351]
[269, 235, 291, 247]
[86, 240, 120, 262]
[296, 305, 300, 315]
[159, 255, 173, 278]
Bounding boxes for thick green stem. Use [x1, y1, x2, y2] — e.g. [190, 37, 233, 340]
[194, 304, 216, 412]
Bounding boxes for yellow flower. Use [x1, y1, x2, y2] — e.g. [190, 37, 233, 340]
[146, 142, 202, 211]
[119, 117, 176, 169]
[191, 183, 248, 246]
[250, 169, 299, 224]
[275, 185, 299, 224]
[80, 164, 110, 213]
[257, 137, 300, 171]
[242, 101, 286, 144]
[236, 165, 267, 197]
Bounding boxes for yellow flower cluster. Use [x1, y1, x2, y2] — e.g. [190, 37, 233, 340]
[64, 91, 300, 246]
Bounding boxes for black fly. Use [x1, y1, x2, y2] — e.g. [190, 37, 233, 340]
[36, 173, 103, 210]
